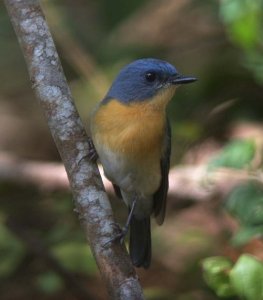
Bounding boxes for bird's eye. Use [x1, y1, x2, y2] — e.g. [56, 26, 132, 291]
[145, 72, 156, 82]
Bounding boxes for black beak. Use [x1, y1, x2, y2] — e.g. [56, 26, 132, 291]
[169, 74, 197, 85]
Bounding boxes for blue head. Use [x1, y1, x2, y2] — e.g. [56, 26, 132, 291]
[104, 58, 196, 103]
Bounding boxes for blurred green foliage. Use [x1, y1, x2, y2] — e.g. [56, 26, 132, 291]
[202, 256, 235, 298]
[51, 242, 97, 275]
[144, 288, 176, 300]
[219, 0, 263, 84]
[202, 255, 263, 300]
[231, 226, 263, 247]
[36, 271, 64, 295]
[206, 138, 263, 297]
[230, 255, 263, 300]
[98, 0, 144, 28]
[208, 139, 256, 170]
[225, 183, 263, 227]
[0, 217, 26, 278]
[225, 183, 263, 246]
[205, 144, 263, 298]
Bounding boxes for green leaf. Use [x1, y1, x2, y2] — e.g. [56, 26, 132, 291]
[225, 183, 263, 226]
[230, 254, 263, 300]
[231, 226, 263, 246]
[202, 256, 235, 297]
[208, 139, 256, 170]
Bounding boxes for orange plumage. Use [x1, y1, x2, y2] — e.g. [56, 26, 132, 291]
[92, 87, 175, 162]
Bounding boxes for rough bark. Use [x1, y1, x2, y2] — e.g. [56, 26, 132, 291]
[4, 1, 144, 299]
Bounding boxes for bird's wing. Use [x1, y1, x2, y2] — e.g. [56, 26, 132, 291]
[153, 119, 171, 225]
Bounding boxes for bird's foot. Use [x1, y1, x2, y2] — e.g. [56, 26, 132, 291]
[103, 198, 137, 247]
[76, 137, 98, 166]
[87, 137, 98, 162]
[77, 137, 99, 166]
[103, 222, 129, 247]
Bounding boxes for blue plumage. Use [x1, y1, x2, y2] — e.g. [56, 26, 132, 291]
[105, 58, 179, 102]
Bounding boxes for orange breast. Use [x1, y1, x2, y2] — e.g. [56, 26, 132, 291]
[91, 98, 169, 162]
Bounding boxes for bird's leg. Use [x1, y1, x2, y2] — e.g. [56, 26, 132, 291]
[120, 197, 137, 243]
[87, 137, 98, 162]
[104, 197, 137, 246]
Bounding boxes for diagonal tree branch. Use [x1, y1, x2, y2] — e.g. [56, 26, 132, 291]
[4, 1, 144, 299]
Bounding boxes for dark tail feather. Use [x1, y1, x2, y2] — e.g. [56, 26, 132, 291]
[129, 216, 151, 268]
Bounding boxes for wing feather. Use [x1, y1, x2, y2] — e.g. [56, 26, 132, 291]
[153, 120, 171, 225]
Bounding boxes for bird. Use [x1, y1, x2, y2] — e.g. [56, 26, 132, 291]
[89, 58, 196, 268]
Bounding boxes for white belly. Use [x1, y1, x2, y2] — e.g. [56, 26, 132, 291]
[96, 143, 161, 197]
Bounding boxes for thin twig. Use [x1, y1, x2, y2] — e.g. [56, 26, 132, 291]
[4, 1, 144, 299]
